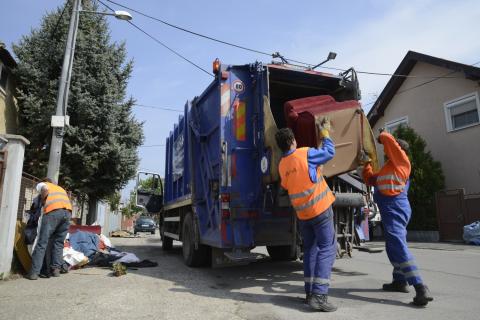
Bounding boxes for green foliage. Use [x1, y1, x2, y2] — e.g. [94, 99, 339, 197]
[138, 176, 164, 195]
[107, 191, 121, 212]
[393, 125, 445, 230]
[121, 190, 143, 218]
[13, 0, 143, 200]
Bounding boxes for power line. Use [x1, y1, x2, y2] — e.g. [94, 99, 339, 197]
[105, 0, 273, 57]
[133, 104, 183, 112]
[397, 60, 480, 94]
[104, 0, 469, 80]
[139, 144, 165, 148]
[51, 0, 71, 39]
[97, 0, 213, 77]
[364, 59, 480, 109]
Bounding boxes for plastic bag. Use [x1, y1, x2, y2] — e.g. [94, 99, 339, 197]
[63, 247, 89, 267]
[463, 221, 480, 245]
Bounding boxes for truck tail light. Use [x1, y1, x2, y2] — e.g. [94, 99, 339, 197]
[222, 209, 230, 219]
[213, 58, 220, 74]
[221, 193, 230, 219]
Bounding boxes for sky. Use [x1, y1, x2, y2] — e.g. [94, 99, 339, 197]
[1, 0, 479, 200]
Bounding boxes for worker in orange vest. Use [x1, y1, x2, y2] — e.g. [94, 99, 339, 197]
[361, 129, 433, 306]
[276, 119, 337, 312]
[26, 179, 72, 280]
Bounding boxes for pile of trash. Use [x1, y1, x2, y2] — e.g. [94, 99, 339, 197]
[65, 230, 158, 270]
[14, 221, 157, 277]
[463, 221, 480, 245]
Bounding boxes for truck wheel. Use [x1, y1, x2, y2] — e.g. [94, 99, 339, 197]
[182, 213, 209, 267]
[267, 245, 299, 261]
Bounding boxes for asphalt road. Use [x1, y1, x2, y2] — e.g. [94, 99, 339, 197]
[1, 232, 479, 320]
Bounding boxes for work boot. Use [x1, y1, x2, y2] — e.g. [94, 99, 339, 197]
[382, 281, 409, 293]
[25, 273, 38, 280]
[308, 294, 337, 312]
[51, 269, 60, 277]
[413, 284, 433, 306]
[305, 293, 312, 305]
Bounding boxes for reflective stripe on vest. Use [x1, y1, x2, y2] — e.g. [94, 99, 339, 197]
[375, 173, 407, 196]
[279, 148, 335, 220]
[44, 182, 72, 214]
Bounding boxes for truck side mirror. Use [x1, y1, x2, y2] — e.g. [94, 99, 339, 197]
[136, 171, 163, 213]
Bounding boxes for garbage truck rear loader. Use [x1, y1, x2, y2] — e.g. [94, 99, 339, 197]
[138, 61, 378, 267]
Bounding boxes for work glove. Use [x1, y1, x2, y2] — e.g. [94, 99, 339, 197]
[317, 117, 331, 139]
[358, 149, 372, 165]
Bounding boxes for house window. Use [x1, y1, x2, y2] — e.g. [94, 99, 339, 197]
[385, 116, 408, 133]
[0, 62, 9, 92]
[444, 92, 480, 132]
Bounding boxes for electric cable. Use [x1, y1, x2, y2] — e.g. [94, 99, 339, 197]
[133, 104, 183, 112]
[104, 0, 470, 80]
[97, 0, 213, 77]
[51, 0, 71, 39]
[363, 60, 480, 109]
[139, 144, 165, 148]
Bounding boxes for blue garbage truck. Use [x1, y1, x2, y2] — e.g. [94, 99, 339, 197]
[137, 60, 370, 267]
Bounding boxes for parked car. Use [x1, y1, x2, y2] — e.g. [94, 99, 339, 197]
[134, 216, 156, 235]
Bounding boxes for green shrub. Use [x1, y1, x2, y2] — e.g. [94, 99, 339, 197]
[393, 126, 445, 230]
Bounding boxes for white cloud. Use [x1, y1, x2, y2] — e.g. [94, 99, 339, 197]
[291, 0, 480, 110]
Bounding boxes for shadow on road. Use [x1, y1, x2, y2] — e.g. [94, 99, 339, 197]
[113, 241, 417, 312]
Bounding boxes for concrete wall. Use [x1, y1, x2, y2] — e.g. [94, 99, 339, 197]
[95, 200, 122, 235]
[372, 62, 480, 194]
[0, 61, 18, 134]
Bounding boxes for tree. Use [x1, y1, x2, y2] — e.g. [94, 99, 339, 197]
[13, 0, 143, 220]
[393, 125, 445, 230]
[121, 190, 143, 218]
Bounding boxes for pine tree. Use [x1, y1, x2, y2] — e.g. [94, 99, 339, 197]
[393, 125, 445, 230]
[13, 0, 143, 215]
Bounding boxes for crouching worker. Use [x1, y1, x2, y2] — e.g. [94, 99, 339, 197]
[275, 121, 337, 312]
[26, 179, 72, 280]
[360, 129, 433, 306]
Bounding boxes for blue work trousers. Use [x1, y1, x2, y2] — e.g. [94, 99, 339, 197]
[375, 189, 423, 286]
[299, 206, 336, 295]
[30, 209, 71, 275]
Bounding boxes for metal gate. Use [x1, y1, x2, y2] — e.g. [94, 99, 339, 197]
[435, 189, 480, 241]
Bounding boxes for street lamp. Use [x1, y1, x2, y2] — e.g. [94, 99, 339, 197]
[310, 52, 337, 70]
[81, 10, 133, 21]
[47, 0, 132, 183]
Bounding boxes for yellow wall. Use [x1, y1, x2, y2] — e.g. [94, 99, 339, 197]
[0, 62, 18, 134]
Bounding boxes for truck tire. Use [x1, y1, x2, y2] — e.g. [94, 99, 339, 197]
[267, 245, 299, 261]
[182, 213, 209, 267]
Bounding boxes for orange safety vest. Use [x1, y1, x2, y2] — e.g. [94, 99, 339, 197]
[44, 182, 72, 214]
[363, 132, 411, 196]
[279, 148, 335, 220]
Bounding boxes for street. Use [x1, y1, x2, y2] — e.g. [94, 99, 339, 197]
[1, 233, 479, 320]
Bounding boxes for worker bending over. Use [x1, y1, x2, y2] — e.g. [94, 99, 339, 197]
[27, 179, 72, 280]
[275, 120, 337, 312]
[361, 129, 433, 306]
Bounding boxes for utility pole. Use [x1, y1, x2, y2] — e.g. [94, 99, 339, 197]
[46, 0, 81, 183]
